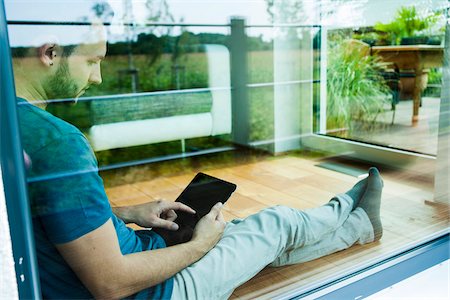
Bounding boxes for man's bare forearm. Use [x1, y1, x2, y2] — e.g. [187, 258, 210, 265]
[57, 219, 210, 300]
[96, 239, 208, 299]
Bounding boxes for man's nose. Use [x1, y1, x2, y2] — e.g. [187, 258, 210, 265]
[89, 65, 102, 85]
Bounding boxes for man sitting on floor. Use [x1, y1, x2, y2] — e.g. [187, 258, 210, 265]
[13, 19, 383, 299]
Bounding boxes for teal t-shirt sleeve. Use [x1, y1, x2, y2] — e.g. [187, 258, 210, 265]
[29, 132, 112, 244]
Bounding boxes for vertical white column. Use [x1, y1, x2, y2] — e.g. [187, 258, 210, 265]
[273, 28, 313, 153]
[434, 22, 450, 204]
[0, 168, 19, 299]
[273, 29, 300, 153]
[319, 26, 328, 134]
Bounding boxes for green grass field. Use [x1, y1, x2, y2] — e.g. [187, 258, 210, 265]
[23, 50, 320, 169]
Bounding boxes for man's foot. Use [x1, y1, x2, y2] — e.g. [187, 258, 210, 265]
[357, 167, 383, 241]
[345, 176, 369, 209]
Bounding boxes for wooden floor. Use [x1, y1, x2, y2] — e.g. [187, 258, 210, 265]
[105, 154, 449, 299]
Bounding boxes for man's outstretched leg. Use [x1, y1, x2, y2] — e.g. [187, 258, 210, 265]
[270, 168, 383, 267]
[270, 167, 383, 266]
[170, 168, 382, 299]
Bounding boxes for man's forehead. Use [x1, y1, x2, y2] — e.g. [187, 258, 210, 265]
[74, 41, 107, 57]
[70, 23, 106, 57]
[85, 22, 107, 43]
[79, 22, 107, 56]
[62, 20, 107, 57]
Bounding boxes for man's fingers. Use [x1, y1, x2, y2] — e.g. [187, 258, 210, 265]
[152, 218, 179, 231]
[208, 202, 223, 219]
[164, 201, 196, 214]
[165, 209, 177, 222]
[216, 211, 225, 223]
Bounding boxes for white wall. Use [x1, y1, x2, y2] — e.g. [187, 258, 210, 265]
[0, 167, 19, 299]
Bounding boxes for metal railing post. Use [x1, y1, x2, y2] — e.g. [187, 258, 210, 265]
[229, 17, 250, 146]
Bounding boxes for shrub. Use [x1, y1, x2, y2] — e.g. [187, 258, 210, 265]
[327, 39, 391, 133]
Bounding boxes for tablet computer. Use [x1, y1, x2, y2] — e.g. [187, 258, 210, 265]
[153, 172, 236, 245]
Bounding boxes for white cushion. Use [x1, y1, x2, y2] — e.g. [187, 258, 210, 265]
[89, 113, 212, 151]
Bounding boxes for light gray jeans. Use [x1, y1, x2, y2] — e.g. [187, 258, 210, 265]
[171, 194, 374, 300]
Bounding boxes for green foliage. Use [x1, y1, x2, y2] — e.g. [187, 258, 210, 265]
[352, 31, 380, 45]
[428, 68, 443, 84]
[105, 31, 272, 57]
[373, 6, 441, 45]
[327, 40, 390, 133]
[424, 67, 443, 97]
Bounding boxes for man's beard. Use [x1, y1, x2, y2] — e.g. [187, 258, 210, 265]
[44, 60, 85, 123]
[43, 60, 80, 102]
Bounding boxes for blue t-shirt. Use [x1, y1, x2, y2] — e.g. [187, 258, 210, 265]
[17, 98, 173, 299]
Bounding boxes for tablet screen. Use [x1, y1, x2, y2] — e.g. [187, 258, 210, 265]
[174, 173, 237, 228]
[152, 173, 236, 246]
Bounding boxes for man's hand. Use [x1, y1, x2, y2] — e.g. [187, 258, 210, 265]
[191, 202, 226, 253]
[113, 200, 196, 230]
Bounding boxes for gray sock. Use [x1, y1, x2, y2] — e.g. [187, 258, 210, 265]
[358, 167, 383, 241]
[345, 176, 369, 209]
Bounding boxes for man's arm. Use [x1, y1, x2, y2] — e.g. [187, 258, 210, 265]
[57, 202, 225, 299]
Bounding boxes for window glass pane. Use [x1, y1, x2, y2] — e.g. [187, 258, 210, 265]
[316, 0, 448, 156]
[247, 28, 274, 84]
[5, 0, 449, 299]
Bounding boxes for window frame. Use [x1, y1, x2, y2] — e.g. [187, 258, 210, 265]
[0, 0, 448, 298]
[0, 0, 41, 298]
[276, 229, 450, 300]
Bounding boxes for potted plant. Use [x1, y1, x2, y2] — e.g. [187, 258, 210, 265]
[373, 6, 443, 46]
[326, 39, 391, 135]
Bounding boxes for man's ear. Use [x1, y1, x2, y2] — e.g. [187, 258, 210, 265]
[38, 43, 57, 67]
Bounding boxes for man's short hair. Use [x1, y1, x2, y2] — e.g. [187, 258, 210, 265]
[11, 44, 76, 59]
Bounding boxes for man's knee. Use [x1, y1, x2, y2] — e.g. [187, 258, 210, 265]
[261, 205, 297, 227]
[267, 205, 294, 215]
[259, 205, 301, 249]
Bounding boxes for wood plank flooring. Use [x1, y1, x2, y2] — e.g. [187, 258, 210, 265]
[105, 155, 449, 299]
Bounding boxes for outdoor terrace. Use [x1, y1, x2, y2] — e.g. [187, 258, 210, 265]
[331, 97, 441, 155]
